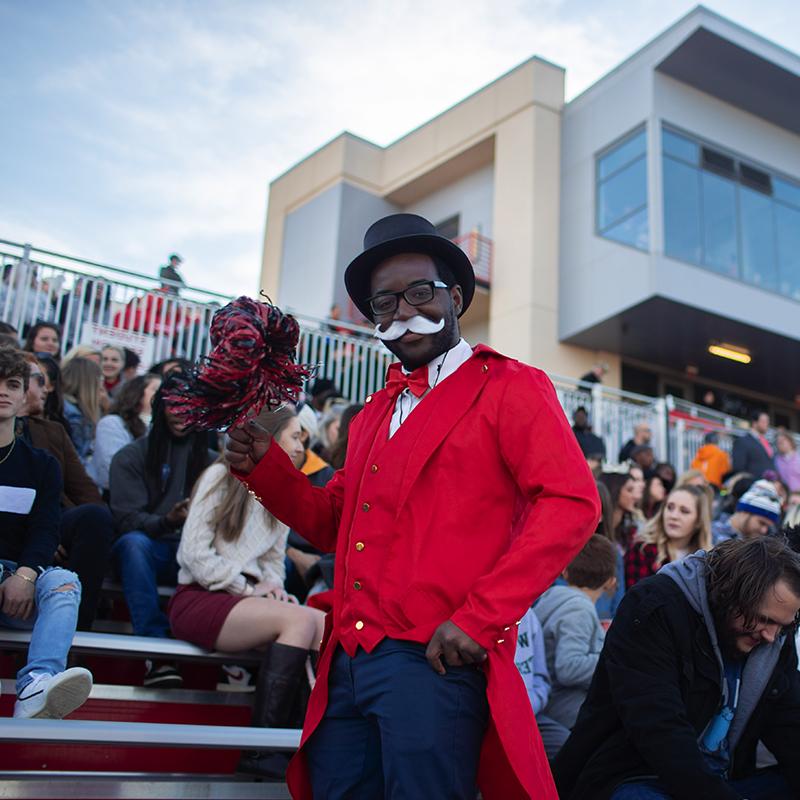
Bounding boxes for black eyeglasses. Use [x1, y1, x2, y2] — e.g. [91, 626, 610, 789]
[366, 280, 448, 316]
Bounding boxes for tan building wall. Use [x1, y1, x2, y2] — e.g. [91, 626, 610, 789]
[260, 57, 621, 386]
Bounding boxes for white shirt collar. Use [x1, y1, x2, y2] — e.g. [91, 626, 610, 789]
[418, 338, 473, 389]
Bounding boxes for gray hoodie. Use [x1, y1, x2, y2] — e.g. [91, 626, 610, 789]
[661, 552, 784, 769]
[534, 584, 605, 729]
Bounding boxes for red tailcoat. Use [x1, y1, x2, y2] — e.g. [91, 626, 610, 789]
[237, 345, 600, 799]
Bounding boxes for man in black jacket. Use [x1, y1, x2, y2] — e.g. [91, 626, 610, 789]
[731, 410, 775, 478]
[109, 377, 215, 686]
[553, 537, 800, 800]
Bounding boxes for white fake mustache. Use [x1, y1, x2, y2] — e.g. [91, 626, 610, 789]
[373, 315, 445, 341]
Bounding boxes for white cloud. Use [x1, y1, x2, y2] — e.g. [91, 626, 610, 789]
[4, 0, 800, 300]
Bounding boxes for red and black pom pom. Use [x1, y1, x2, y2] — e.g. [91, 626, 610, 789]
[163, 296, 313, 430]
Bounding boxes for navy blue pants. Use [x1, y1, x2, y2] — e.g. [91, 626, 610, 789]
[306, 639, 488, 799]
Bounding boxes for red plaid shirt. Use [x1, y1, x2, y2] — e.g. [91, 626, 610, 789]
[624, 542, 668, 589]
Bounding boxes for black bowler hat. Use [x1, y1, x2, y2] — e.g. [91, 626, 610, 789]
[344, 213, 475, 321]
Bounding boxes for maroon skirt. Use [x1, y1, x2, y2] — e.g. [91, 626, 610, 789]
[167, 583, 245, 650]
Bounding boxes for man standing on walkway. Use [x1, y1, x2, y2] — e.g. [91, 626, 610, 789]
[226, 213, 599, 799]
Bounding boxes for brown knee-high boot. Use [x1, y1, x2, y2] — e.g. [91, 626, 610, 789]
[238, 643, 312, 780]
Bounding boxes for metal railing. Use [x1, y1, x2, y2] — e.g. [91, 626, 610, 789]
[0, 240, 227, 368]
[1, 238, 780, 473]
[453, 231, 492, 286]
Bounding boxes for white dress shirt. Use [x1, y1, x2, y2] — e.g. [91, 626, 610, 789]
[389, 338, 473, 438]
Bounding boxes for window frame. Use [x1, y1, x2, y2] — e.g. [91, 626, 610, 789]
[661, 122, 800, 301]
[595, 124, 650, 252]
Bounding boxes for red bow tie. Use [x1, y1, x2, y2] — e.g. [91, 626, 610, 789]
[385, 364, 430, 399]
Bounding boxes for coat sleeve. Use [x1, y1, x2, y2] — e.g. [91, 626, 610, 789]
[731, 436, 747, 475]
[57, 424, 103, 506]
[757, 644, 800, 795]
[600, 588, 740, 800]
[235, 439, 347, 554]
[91, 416, 131, 492]
[19, 455, 63, 570]
[109, 445, 167, 537]
[552, 606, 603, 689]
[449, 368, 601, 650]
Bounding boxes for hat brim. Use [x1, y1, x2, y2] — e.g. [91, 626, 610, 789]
[344, 234, 475, 321]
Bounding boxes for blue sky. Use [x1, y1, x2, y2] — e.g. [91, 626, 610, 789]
[1, 0, 798, 298]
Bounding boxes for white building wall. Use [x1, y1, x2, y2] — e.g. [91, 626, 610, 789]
[560, 13, 800, 344]
[403, 164, 495, 239]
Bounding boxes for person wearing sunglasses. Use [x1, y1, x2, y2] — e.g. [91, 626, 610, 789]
[226, 213, 599, 799]
[15, 352, 115, 631]
[554, 535, 800, 800]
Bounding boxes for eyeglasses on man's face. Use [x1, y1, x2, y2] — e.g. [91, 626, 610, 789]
[366, 280, 448, 317]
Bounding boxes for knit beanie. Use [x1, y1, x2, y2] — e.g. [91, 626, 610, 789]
[736, 479, 781, 523]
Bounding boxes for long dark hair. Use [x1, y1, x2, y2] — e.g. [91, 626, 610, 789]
[23, 321, 62, 359]
[706, 537, 800, 629]
[36, 353, 71, 436]
[328, 403, 363, 470]
[110, 375, 159, 439]
[147, 375, 209, 497]
[597, 471, 635, 546]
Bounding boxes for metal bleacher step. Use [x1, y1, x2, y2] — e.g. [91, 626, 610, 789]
[0, 680, 253, 709]
[0, 718, 300, 750]
[0, 772, 291, 799]
[0, 629, 262, 666]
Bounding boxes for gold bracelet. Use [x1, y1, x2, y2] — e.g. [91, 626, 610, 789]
[13, 571, 36, 585]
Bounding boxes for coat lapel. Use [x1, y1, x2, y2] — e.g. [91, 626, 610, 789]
[395, 350, 493, 512]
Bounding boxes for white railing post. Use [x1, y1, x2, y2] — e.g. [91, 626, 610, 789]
[653, 396, 668, 464]
[9, 244, 33, 332]
[591, 382, 604, 443]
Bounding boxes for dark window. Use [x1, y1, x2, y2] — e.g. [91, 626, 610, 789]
[435, 215, 460, 240]
[739, 164, 772, 195]
[702, 147, 736, 178]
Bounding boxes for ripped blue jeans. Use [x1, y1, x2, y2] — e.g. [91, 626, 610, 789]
[0, 560, 81, 694]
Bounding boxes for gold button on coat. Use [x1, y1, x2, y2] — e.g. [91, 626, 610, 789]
[355, 542, 365, 552]
[355, 620, 364, 630]
[362, 502, 370, 512]
[353, 581, 362, 590]
[371, 464, 379, 473]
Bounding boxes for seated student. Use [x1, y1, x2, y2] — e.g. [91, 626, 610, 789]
[16, 352, 115, 630]
[109, 375, 215, 687]
[535, 535, 618, 730]
[625, 484, 712, 589]
[711, 479, 781, 545]
[0, 347, 92, 718]
[169, 405, 326, 777]
[553, 536, 800, 800]
[515, 605, 570, 759]
[90, 374, 161, 494]
[100, 345, 125, 398]
[61, 357, 103, 467]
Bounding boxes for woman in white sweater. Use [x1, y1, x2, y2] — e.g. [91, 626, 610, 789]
[167, 405, 325, 778]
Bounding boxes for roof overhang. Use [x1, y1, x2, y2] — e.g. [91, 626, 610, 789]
[656, 27, 800, 136]
[563, 297, 800, 404]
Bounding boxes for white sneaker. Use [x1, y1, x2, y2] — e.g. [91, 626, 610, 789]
[14, 668, 93, 719]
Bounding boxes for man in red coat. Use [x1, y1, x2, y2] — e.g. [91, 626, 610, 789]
[226, 213, 600, 799]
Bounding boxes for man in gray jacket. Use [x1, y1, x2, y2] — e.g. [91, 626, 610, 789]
[535, 535, 618, 729]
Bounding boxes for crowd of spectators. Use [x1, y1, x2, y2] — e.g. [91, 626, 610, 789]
[510, 403, 800, 796]
[3, 306, 800, 793]
[0, 319, 363, 776]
